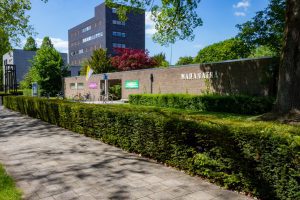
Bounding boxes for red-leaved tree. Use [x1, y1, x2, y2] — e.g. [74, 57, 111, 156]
[111, 48, 157, 71]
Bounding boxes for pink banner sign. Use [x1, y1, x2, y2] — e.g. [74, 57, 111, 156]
[88, 82, 97, 89]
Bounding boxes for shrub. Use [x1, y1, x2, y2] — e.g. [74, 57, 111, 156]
[3, 96, 300, 200]
[129, 94, 274, 115]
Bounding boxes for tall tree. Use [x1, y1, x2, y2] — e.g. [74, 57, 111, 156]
[40, 36, 53, 49]
[105, 0, 203, 46]
[111, 48, 157, 71]
[194, 38, 251, 63]
[23, 36, 37, 51]
[81, 48, 114, 75]
[176, 56, 194, 65]
[152, 53, 169, 68]
[236, 0, 285, 55]
[21, 37, 64, 95]
[274, 0, 300, 114]
[0, 0, 47, 46]
[0, 29, 10, 91]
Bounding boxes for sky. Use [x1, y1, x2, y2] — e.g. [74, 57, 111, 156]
[23, 0, 269, 65]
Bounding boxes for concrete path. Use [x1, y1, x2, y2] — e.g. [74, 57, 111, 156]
[0, 106, 253, 200]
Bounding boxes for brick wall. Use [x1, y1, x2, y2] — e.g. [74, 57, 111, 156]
[64, 57, 278, 100]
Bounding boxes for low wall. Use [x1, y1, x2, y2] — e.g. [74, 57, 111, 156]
[64, 57, 278, 100]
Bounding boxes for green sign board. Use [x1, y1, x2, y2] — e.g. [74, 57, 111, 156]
[125, 80, 139, 89]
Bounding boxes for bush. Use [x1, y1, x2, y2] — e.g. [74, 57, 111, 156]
[3, 96, 300, 200]
[129, 94, 274, 115]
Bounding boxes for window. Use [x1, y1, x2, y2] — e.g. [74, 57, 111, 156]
[112, 31, 126, 37]
[82, 25, 91, 33]
[112, 8, 117, 13]
[79, 49, 84, 54]
[112, 20, 125, 26]
[82, 32, 103, 43]
[112, 43, 126, 48]
[77, 83, 84, 89]
[70, 83, 76, 90]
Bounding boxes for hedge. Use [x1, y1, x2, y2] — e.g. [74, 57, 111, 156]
[0, 91, 23, 105]
[3, 96, 300, 200]
[129, 94, 275, 115]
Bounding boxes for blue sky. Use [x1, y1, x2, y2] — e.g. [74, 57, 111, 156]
[24, 0, 269, 64]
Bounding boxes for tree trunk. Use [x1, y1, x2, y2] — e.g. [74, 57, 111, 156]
[275, 0, 300, 113]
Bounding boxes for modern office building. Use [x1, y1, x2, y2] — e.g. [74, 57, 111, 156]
[2, 49, 68, 85]
[68, 3, 145, 66]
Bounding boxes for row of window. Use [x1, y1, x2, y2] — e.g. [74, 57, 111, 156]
[112, 20, 125, 26]
[112, 31, 126, 37]
[70, 45, 102, 57]
[82, 32, 103, 43]
[71, 21, 101, 38]
[70, 83, 84, 90]
[70, 41, 80, 47]
[82, 25, 91, 33]
[112, 43, 126, 48]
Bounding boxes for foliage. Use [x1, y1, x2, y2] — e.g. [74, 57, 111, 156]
[129, 94, 274, 115]
[248, 45, 277, 58]
[0, 67, 3, 91]
[80, 48, 114, 75]
[23, 36, 37, 51]
[0, 164, 22, 200]
[0, 30, 10, 91]
[236, 0, 285, 55]
[176, 56, 194, 65]
[61, 65, 71, 77]
[152, 53, 169, 68]
[105, 0, 203, 46]
[4, 95, 300, 200]
[111, 48, 157, 71]
[20, 37, 64, 96]
[0, 0, 32, 45]
[109, 84, 122, 100]
[40, 36, 53, 49]
[193, 38, 251, 63]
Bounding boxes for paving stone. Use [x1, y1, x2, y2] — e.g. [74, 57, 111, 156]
[53, 191, 78, 200]
[147, 190, 175, 200]
[0, 106, 253, 200]
[184, 191, 216, 200]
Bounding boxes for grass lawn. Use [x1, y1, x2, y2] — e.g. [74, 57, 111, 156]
[0, 164, 21, 200]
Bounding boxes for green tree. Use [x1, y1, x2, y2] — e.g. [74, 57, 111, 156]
[248, 45, 277, 58]
[0, 66, 3, 91]
[80, 48, 114, 75]
[40, 36, 53, 49]
[236, 0, 285, 55]
[106, 0, 202, 46]
[152, 53, 169, 68]
[21, 37, 64, 95]
[0, 29, 10, 91]
[194, 38, 251, 63]
[176, 56, 194, 65]
[23, 36, 37, 51]
[0, 0, 47, 46]
[274, 0, 300, 114]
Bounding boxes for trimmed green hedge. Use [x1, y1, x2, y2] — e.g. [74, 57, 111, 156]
[4, 96, 300, 200]
[129, 94, 274, 115]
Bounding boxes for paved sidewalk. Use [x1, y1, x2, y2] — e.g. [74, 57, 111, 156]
[0, 106, 253, 200]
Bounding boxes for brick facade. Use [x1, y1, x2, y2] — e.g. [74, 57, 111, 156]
[64, 57, 278, 100]
[68, 3, 145, 66]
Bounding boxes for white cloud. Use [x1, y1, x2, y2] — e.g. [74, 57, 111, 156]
[36, 37, 68, 53]
[234, 12, 246, 17]
[233, 0, 250, 10]
[145, 11, 156, 37]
